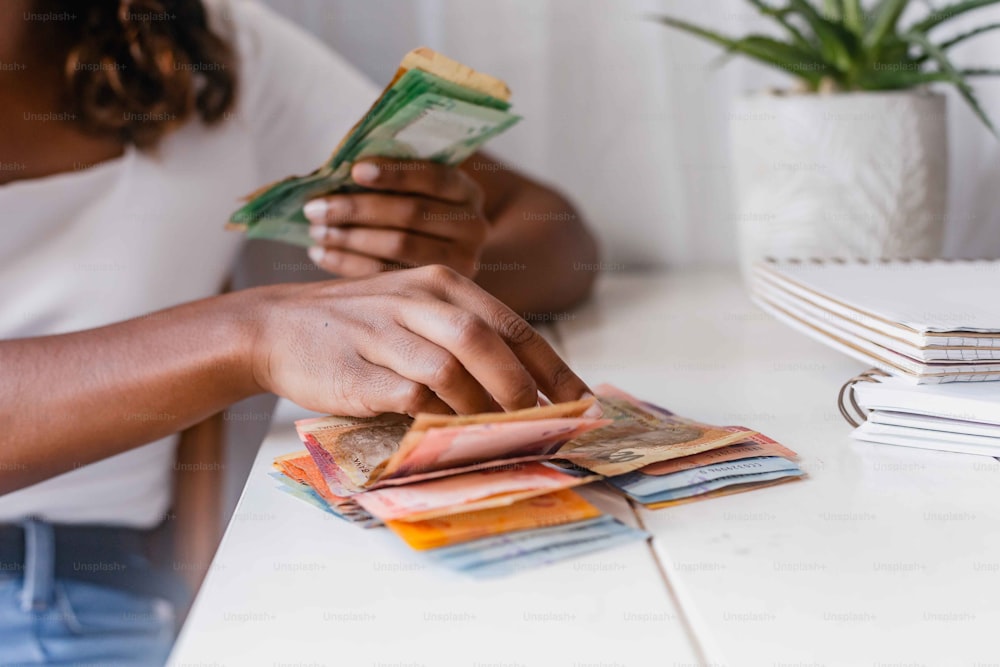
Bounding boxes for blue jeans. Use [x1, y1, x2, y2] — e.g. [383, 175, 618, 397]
[0, 520, 180, 667]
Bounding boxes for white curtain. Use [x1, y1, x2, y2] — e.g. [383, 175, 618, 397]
[260, 0, 1000, 266]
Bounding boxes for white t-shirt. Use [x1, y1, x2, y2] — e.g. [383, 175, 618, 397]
[0, 0, 378, 527]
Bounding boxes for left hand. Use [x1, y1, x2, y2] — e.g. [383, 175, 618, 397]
[303, 158, 490, 278]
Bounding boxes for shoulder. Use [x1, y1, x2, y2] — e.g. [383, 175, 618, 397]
[198, 0, 380, 183]
[205, 0, 376, 97]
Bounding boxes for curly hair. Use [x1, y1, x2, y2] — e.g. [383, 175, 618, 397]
[40, 0, 237, 148]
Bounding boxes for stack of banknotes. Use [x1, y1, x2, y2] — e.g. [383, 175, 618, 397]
[227, 47, 520, 247]
[272, 386, 806, 577]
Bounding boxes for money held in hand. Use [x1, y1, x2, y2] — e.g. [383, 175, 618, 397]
[227, 47, 520, 246]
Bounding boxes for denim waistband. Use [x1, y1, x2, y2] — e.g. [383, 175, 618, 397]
[0, 518, 185, 610]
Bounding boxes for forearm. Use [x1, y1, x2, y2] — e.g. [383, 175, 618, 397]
[0, 290, 262, 493]
[476, 187, 599, 316]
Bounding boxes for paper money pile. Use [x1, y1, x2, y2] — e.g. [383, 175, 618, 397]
[272, 385, 805, 577]
[227, 47, 520, 247]
[561, 387, 805, 509]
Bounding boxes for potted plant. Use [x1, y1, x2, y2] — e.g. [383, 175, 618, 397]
[654, 0, 1000, 270]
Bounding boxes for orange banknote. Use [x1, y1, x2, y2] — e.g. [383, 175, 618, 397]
[272, 450, 374, 525]
[385, 489, 601, 550]
[272, 450, 349, 507]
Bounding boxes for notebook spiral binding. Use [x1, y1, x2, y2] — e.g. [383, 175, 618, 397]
[762, 256, 993, 265]
[837, 368, 891, 428]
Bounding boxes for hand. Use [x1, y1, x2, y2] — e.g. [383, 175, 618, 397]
[303, 158, 489, 279]
[249, 264, 591, 417]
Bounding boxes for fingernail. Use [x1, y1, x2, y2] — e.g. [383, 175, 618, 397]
[307, 246, 324, 264]
[352, 162, 380, 183]
[308, 225, 326, 242]
[303, 200, 327, 224]
[580, 392, 604, 419]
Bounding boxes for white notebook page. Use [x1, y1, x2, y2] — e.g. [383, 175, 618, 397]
[755, 260, 1000, 342]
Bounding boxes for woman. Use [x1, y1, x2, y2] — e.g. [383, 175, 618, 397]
[0, 0, 599, 664]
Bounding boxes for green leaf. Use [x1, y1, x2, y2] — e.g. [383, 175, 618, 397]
[740, 35, 833, 74]
[908, 0, 1000, 32]
[963, 68, 1000, 75]
[876, 36, 916, 63]
[786, 0, 860, 71]
[901, 30, 997, 135]
[866, 0, 912, 50]
[939, 22, 1000, 49]
[843, 0, 866, 33]
[914, 22, 1000, 63]
[824, 0, 844, 20]
[747, 0, 815, 50]
[650, 15, 831, 85]
[649, 15, 747, 49]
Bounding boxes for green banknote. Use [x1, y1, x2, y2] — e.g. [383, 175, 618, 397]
[229, 67, 521, 246]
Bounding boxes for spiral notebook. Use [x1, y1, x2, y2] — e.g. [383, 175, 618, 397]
[751, 259, 1000, 384]
[838, 369, 1000, 457]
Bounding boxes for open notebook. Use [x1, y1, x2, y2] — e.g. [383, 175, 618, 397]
[751, 259, 1000, 384]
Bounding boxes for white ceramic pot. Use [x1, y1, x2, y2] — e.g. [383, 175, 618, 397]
[730, 90, 947, 273]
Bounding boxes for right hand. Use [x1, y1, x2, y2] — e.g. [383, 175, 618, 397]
[248, 264, 591, 417]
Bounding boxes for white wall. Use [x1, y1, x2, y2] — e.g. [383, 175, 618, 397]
[259, 0, 1000, 266]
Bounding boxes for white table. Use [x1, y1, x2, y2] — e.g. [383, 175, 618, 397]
[557, 269, 1000, 667]
[170, 269, 1000, 667]
[168, 324, 700, 667]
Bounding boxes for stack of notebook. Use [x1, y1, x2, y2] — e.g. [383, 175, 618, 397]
[750, 258, 1000, 457]
[839, 369, 1000, 457]
[751, 259, 1000, 384]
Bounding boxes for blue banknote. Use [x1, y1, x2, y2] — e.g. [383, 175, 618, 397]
[425, 515, 648, 578]
[608, 456, 802, 497]
[607, 457, 804, 504]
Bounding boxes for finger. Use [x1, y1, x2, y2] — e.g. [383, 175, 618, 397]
[308, 246, 406, 276]
[304, 194, 486, 243]
[350, 363, 453, 417]
[351, 158, 479, 204]
[359, 331, 499, 415]
[395, 298, 539, 412]
[310, 225, 459, 269]
[422, 267, 592, 404]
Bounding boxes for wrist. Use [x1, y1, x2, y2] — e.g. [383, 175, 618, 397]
[213, 285, 285, 398]
[226, 282, 316, 398]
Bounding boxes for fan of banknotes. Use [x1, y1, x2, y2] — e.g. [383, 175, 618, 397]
[227, 47, 520, 247]
[271, 385, 805, 578]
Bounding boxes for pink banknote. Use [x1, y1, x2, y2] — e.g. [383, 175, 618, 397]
[356, 461, 599, 521]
